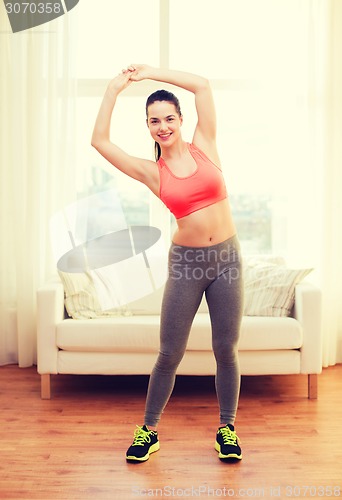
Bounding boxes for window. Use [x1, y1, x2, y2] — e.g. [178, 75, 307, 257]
[75, 0, 160, 234]
[75, 0, 318, 260]
[76, 0, 160, 79]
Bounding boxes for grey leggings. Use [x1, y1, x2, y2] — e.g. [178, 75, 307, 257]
[144, 235, 244, 427]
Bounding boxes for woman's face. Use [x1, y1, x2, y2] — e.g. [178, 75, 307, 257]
[146, 100, 183, 147]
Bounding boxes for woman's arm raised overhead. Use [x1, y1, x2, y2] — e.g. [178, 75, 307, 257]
[128, 64, 218, 163]
[91, 71, 159, 196]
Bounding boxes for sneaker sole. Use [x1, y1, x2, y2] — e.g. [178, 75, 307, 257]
[215, 441, 242, 460]
[126, 441, 160, 462]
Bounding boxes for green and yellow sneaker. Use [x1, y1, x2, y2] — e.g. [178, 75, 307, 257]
[126, 425, 160, 462]
[215, 424, 242, 461]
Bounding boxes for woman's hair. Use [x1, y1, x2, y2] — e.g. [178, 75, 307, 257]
[146, 90, 182, 161]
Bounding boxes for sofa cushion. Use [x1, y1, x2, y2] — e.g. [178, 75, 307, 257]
[58, 270, 131, 319]
[238, 316, 302, 349]
[56, 314, 302, 353]
[243, 260, 312, 317]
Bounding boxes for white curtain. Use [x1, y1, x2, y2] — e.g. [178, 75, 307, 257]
[319, 0, 342, 366]
[0, 9, 77, 366]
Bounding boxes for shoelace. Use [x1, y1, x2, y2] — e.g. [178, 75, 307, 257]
[219, 426, 238, 446]
[132, 426, 153, 447]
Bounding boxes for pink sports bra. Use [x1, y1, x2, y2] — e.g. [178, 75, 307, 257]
[157, 143, 227, 219]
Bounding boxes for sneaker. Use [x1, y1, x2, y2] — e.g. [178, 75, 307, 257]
[126, 425, 160, 462]
[215, 424, 242, 460]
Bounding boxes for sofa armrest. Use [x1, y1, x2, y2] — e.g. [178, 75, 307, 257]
[293, 282, 322, 374]
[37, 280, 65, 375]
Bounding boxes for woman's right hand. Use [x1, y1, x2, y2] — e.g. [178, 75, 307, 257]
[107, 71, 133, 95]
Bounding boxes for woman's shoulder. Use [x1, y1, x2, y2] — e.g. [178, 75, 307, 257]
[189, 141, 221, 169]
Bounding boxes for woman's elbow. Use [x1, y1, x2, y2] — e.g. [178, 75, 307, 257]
[198, 77, 210, 91]
[91, 134, 104, 150]
[203, 77, 210, 87]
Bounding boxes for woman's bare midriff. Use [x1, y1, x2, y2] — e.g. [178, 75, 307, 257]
[172, 198, 237, 247]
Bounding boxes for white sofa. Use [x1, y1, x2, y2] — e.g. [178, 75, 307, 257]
[37, 277, 322, 400]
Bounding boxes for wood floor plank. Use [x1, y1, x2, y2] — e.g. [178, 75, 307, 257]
[0, 365, 341, 500]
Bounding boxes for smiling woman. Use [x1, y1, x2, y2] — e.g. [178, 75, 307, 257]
[91, 64, 244, 463]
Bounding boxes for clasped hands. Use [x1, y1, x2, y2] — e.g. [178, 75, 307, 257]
[121, 64, 152, 81]
[109, 64, 153, 93]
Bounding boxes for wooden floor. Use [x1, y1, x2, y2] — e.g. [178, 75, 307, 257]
[0, 366, 341, 500]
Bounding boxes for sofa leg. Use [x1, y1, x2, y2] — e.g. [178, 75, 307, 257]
[308, 374, 317, 399]
[41, 374, 51, 399]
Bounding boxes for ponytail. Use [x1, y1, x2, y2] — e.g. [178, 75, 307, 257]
[154, 141, 161, 161]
